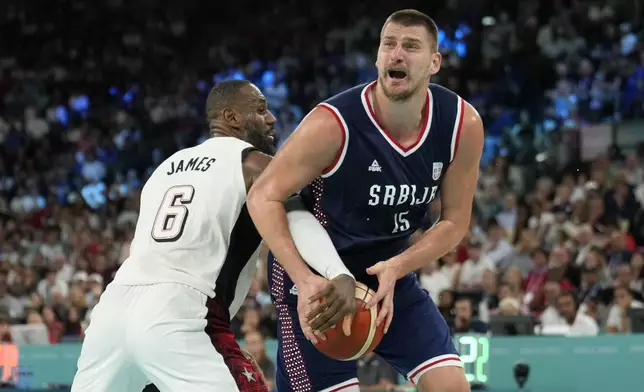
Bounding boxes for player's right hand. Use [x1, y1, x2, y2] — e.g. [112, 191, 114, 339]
[306, 274, 357, 338]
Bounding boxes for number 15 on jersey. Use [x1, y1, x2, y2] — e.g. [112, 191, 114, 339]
[392, 211, 410, 233]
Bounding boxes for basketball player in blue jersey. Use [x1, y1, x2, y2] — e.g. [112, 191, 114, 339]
[248, 9, 482, 392]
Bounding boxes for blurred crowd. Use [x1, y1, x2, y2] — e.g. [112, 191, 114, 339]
[1, 0, 644, 388]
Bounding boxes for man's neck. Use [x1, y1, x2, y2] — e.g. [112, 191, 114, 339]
[372, 83, 427, 141]
[209, 121, 240, 140]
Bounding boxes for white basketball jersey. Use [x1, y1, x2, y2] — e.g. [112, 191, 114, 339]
[113, 136, 261, 317]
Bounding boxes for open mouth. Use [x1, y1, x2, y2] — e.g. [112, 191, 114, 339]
[387, 70, 408, 80]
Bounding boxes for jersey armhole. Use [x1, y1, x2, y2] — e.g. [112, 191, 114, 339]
[317, 103, 349, 178]
[449, 96, 465, 163]
[241, 147, 260, 163]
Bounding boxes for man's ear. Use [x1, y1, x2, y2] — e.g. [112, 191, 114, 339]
[223, 107, 240, 126]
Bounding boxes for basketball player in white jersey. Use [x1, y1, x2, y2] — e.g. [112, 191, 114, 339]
[70, 80, 357, 392]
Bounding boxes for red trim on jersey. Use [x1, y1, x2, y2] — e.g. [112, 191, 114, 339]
[363, 82, 431, 152]
[329, 381, 361, 392]
[317, 104, 347, 175]
[453, 98, 465, 157]
[409, 355, 461, 381]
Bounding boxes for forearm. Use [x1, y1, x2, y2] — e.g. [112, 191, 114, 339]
[286, 207, 353, 280]
[248, 197, 314, 286]
[248, 195, 352, 285]
[390, 220, 467, 279]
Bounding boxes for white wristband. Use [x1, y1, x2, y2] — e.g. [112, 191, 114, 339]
[286, 209, 354, 280]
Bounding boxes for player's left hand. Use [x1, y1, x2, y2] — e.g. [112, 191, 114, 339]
[365, 260, 399, 334]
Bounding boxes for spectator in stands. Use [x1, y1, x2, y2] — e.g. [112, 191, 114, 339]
[482, 219, 514, 272]
[437, 289, 455, 321]
[607, 230, 633, 278]
[512, 228, 541, 276]
[455, 240, 494, 291]
[573, 224, 595, 266]
[615, 264, 635, 290]
[239, 306, 272, 339]
[243, 331, 275, 384]
[504, 267, 526, 306]
[440, 250, 461, 288]
[606, 287, 644, 333]
[496, 192, 518, 234]
[453, 298, 487, 334]
[419, 260, 451, 304]
[631, 252, 644, 294]
[549, 245, 581, 289]
[41, 306, 63, 344]
[0, 313, 13, 343]
[0, 282, 23, 320]
[579, 265, 602, 304]
[498, 297, 522, 316]
[539, 281, 562, 325]
[543, 291, 599, 336]
[478, 270, 500, 323]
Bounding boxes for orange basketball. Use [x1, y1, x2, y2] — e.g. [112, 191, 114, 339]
[313, 282, 385, 361]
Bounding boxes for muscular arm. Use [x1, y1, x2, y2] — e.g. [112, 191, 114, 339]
[246, 107, 350, 286]
[390, 101, 484, 278]
[242, 137, 352, 282]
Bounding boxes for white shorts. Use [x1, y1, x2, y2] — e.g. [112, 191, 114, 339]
[71, 283, 252, 392]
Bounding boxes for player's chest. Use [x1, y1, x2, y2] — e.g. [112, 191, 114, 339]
[333, 149, 448, 210]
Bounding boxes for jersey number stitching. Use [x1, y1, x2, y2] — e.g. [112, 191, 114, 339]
[392, 210, 410, 233]
[151, 185, 196, 242]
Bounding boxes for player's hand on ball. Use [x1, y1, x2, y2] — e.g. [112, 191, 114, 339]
[296, 274, 333, 344]
[365, 260, 398, 334]
[306, 274, 357, 339]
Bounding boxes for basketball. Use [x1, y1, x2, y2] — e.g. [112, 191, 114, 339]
[313, 282, 385, 361]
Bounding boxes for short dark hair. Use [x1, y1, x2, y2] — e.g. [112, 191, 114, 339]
[205, 79, 251, 122]
[383, 9, 439, 51]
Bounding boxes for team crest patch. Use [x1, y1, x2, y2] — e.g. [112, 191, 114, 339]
[432, 162, 443, 180]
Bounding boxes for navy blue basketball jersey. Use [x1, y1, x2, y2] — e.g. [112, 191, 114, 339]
[299, 81, 464, 285]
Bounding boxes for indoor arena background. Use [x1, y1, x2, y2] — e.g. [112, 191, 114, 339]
[1, 0, 644, 391]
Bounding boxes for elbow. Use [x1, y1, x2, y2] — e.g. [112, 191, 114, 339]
[455, 222, 469, 243]
[246, 185, 264, 218]
[444, 217, 469, 244]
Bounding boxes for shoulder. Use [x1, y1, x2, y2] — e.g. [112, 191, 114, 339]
[576, 313, 599, 327]
[242, 150, 272, 191]
[322, 83, 371, 111]
[429, 83, 459, 101]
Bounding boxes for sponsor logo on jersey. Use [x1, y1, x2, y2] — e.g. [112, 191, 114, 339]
[432, 162, 443, 181]
[368, 160, 382, 172]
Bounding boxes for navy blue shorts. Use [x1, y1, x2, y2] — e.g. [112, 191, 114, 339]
[267, 255, 462, 392]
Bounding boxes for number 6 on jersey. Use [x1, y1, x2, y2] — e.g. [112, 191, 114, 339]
[151, 185, 195, 242]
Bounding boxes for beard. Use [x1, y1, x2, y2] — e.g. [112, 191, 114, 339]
[378, 74, 424, 102]
[244, 123, 276, 156]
